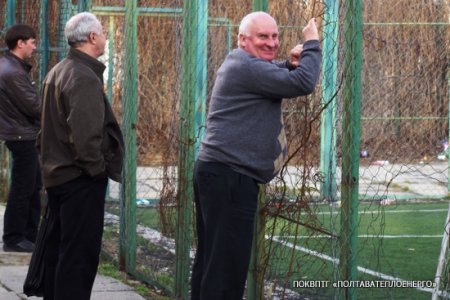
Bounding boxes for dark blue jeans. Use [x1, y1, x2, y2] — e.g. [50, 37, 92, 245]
[3, 140, 42, 244]
[191, 160, 259, 300]
[43, 175, 107, 300]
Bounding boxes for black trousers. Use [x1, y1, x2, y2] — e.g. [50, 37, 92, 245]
[43, 175, 107, 300]
[191, 161, 259, 300]
[3, 140, 41, 244]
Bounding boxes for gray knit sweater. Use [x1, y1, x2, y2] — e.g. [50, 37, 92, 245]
[198, 40, 322, 183]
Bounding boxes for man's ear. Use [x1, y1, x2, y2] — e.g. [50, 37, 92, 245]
[16, 39, 25, 49]
[87, 32, 96, 44]
[238, 33, 246, 48]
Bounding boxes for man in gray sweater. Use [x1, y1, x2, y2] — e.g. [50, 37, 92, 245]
[191, 11, 321, 300]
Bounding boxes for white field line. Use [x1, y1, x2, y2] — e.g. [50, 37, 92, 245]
[105, 213, 303, 298]
[271, 236, 450, 298]
[273, 235, 443, 239]
[316, 209, 448, 215]
[105, 212, 449, 297]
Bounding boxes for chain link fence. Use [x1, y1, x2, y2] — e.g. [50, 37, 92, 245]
[259, 1, 450, 299]
[1, 0, 449, 299]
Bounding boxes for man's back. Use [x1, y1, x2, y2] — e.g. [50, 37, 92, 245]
[39, 48, 107, 188]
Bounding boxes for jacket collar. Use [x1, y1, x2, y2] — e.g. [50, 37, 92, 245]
[5, 51, 32, 73]
[67, 48, 105, 81]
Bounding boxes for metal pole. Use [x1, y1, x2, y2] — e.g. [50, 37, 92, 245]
[120, 0, 137, 273]
[38, 0, 49, 94]
[3, 0, 15, 234]
[247, 186, 266, 300]
[246, 3, 268, 299]
[107, 16, 114, 103]
[19, 0, 24, 23]
[0, 143, 6, 200]
[432, 202, 450, 300]
[252, 0, 268, 12]
[6, 0, 16, 26]
[448, 70, 450, 192]
[340, 0, 362, 299]
[58, 0, 71, 61]
[320, 0, 339, 202]
[78, 0, 92, 12]
[175, 0, 208, 298]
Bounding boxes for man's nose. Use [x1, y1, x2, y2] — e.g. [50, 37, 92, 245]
[266, 38, 278, 48]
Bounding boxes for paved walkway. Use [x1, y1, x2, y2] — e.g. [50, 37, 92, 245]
[0, 205, 146, 300]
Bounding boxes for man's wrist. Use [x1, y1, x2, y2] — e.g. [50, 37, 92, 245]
[286, 60, 297, 70]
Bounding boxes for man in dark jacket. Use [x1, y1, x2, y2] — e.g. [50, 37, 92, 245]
[0, 25, 40, 253]
[39, 12, 124, 300]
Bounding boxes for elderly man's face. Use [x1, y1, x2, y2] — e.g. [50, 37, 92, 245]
[239, 15, 279, 61]
[94, 27, 107, 57]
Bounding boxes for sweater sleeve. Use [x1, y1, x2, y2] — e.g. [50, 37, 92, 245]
[246, 40, 322, 99]
[65, 76, 105, 177]
[274, 60, 297, 71]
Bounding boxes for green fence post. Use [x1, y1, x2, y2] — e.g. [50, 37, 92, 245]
[57, 0, 71, 61]
[247, 186, 266, 300]
[194, 3, 208, 155]
[6, 0, 16, 26]
[246, 3, 268, 300]
[38, 0, 49, 94]
[78, 0, 92, 12]
[120, 0, 137, 273]
[4, 1, 15, 196]
[0, 143, 6, 201]
[320, 0, 339, 202]
[252, 0, 268, 12]
[2, 1, 15, 204]
[107, 16, 114, 103]
[447, 70, 450, 193]
[340, 0, 362, 299]
[175, 0, 208, 298]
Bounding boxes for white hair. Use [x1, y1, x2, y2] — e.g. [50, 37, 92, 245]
[65, 12, 102, 47]
[237, 11, 274, 47]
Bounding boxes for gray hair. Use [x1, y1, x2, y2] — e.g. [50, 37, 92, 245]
[237, 11, 274, 47]
[65, 12, 102, 47]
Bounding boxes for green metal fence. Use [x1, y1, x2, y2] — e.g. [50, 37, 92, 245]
[1, 0, 449, 299]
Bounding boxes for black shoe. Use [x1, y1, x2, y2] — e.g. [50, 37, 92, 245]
[3, 239, 35, 253]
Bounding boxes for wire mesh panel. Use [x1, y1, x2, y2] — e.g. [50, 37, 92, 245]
[0, 1, 6, 39]
[360, 0, 450, 201]
[133, 0, 182, 290]
[6, 1, 448, 299]
[15, 0, 41, 83]
[249, 1, 450, 300]
[256, 2, 339, 299]
[356, 2, 450, 299]
[91, 0, 184, 294]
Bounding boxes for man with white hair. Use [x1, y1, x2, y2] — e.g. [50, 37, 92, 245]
[39, 12, 124, 299]
[191, 12, 321, 299]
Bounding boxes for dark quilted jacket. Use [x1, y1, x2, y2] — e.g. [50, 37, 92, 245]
[0, 52, 40, 141]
